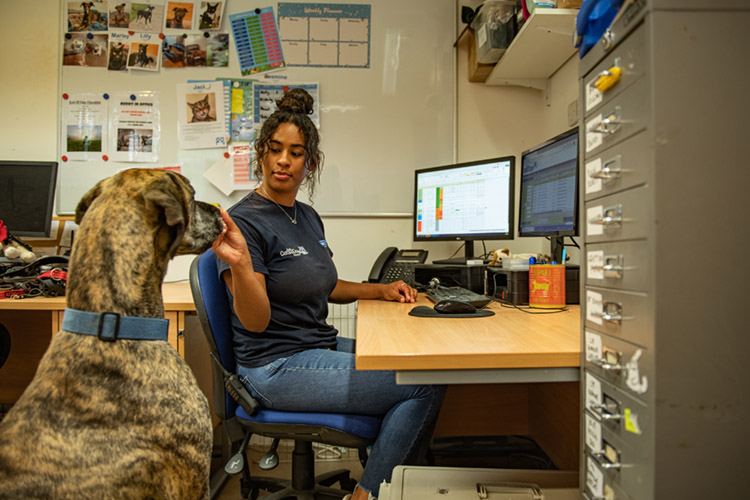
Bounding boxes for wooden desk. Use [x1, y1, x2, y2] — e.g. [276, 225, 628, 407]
[356, 297, 581, 470]
[0, 282, 194, 403]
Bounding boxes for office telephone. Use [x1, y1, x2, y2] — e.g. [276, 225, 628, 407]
[368, 247, 428, 284]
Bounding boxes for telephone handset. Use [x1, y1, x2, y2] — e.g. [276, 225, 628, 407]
[368, 247, 428, 284]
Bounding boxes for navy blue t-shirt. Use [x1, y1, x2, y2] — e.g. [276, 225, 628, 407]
[217, 191, 339, 368]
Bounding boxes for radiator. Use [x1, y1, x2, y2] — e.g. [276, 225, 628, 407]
[327, 301, 358, 339]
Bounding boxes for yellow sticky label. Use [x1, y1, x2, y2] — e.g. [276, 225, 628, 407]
[624, 408, 642, 435]
[231, 89, 244, 113]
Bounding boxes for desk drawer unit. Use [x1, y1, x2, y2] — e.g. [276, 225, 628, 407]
[578, 3, 749, 499]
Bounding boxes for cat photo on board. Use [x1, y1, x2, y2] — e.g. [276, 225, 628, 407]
[185, 94, 217, 123]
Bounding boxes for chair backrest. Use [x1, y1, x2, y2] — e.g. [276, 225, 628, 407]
[189, 249, 238, 421]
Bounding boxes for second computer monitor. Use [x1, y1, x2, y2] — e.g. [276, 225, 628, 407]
[518, 128, 579, 262]
[414, 156, 515, 263]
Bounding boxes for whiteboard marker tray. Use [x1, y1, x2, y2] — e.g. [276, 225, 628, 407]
[380, 466, 578, 500]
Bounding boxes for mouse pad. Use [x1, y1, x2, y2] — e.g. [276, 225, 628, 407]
[408, 306, 495, 318]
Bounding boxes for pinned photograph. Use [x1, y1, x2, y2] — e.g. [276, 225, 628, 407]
[165, 1, 194, 30]
[127, 35, 160, 71]
[62, 33, 108, 67]
[107, 42, 129, 70]
[108, 32, 130, 71]
[109, 2, 131, 28]
[186, 94, 216, 123]
[67, 1, 108, 31]
[162, 35, 187, 68]
[207, 33, 229, 67]
[67, 126, 102, 152]
[183, 36, 207, 67]
[197, 1, 224, 30]
[129, 2, 164, 32]
[116, 128, 153, 153]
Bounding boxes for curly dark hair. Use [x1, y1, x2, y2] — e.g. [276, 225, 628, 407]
[253, 88, 324, 199]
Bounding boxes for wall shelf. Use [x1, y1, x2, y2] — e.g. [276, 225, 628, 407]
[485, 8, 578, 90]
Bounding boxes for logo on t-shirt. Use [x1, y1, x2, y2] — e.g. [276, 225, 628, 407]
[319, 240, 328, 248]
[280, 246, 309, 257]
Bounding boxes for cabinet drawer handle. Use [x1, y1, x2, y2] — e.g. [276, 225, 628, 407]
[591, 254, 625, 279]
[590, 155, 623, 181]
[590, 451, 622, 471]
[590, 404, 622, 422]
[592, 359, 622, 373]
[592, 301, 628, 324]
[589, 205, 623, 227]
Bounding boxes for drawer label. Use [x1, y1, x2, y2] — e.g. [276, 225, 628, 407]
[587, 250, 605, 280]
[585, 412, 602, 453]
[586, 456, 605, 498]
[586, 114, 604, 152]
[586, 205, 604, 236]
[585, 157, 603, 194]
[586, 76, 603, 112]
[586, 290, 604, 325]
[585, 372, 602, 413]
[585, 330, 603, 363]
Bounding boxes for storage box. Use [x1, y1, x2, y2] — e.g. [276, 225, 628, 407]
[467, 30, 494, 82]
[380, 466, 578, 500]
[471, 0, 518, 64]
[557, 0, 583, 8]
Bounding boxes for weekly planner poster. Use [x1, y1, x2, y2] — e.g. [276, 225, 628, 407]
[278, 3, 371, 68]
[230, 7, 286, 75]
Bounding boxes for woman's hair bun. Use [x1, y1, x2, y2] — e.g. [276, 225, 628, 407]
[276, 88, 314, 115]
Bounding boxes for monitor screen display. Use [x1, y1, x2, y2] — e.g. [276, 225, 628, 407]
[414, 156, 515, 244]
[0, 161, 59, 238]
[518, 129, 579, 237]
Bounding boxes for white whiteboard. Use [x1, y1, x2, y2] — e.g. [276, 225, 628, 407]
[57, 0, 456, 215]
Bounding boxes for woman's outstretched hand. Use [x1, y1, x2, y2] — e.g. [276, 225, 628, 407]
[212, 208, 250, 266]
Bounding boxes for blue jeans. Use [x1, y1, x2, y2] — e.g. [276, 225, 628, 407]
[237, 337, 445, 497]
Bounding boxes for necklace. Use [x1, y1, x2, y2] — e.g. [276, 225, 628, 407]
[259, 185, 297, 224]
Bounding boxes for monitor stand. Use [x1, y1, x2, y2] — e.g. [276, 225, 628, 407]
[549, 236, 565, 264]
[432, 241, 490, 265]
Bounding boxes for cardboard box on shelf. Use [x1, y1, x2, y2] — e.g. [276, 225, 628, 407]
[467, 30, 495, 82]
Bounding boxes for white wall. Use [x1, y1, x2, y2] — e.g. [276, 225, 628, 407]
[2, 0, 580, 283]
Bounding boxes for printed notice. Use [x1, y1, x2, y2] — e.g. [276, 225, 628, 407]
[176, 81, 228, 149]
[61, 93, 108, 161]
[278, 3, 371, 68]
[109, 91, 161, 163]
[230, 7, 286, 75]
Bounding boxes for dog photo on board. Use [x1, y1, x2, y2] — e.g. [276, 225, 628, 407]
[165, 1, 194, 30]
[62, 33, 108, 67]
[109, 2, 131, 28]
[129, 2, 164, 32]
[127, 41, 160, 71]
[67, 1, 108, 31]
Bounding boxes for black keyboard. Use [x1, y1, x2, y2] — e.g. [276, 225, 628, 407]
[424, 286, 492, 309]
[381, 262, 417, 285]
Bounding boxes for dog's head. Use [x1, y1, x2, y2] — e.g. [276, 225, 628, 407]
[173, 7, 187, 21]
[75, 169, 222, 259]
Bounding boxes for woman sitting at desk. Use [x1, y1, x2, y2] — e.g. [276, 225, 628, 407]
[212, 89, 445, 500]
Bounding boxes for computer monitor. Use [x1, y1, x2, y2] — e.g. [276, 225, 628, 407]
[0, 161, 59, 238]
[518, 128, 579, 263]
[414, 156, 515, 264]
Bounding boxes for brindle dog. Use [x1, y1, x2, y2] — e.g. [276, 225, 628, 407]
[0, 169, 223, 499]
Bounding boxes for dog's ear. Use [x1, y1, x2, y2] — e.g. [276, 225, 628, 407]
[75, 178, 107, 225]
[144, 172, 191, 256]
[144, 173, 189, 228]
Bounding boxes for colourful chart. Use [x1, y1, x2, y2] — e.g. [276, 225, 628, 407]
[230, 8, 286, 75]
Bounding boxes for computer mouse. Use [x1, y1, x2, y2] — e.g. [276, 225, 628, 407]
[433, 299, 477, 314]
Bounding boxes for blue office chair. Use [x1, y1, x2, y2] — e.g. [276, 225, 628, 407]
[189, 249, 382, 499]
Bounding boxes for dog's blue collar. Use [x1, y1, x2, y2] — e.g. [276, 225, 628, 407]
[62, 308, 169, 342]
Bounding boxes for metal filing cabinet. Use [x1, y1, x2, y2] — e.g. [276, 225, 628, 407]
[577, 1, 749, 498]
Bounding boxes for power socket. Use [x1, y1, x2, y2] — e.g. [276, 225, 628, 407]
[567, 99, 579, 127]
